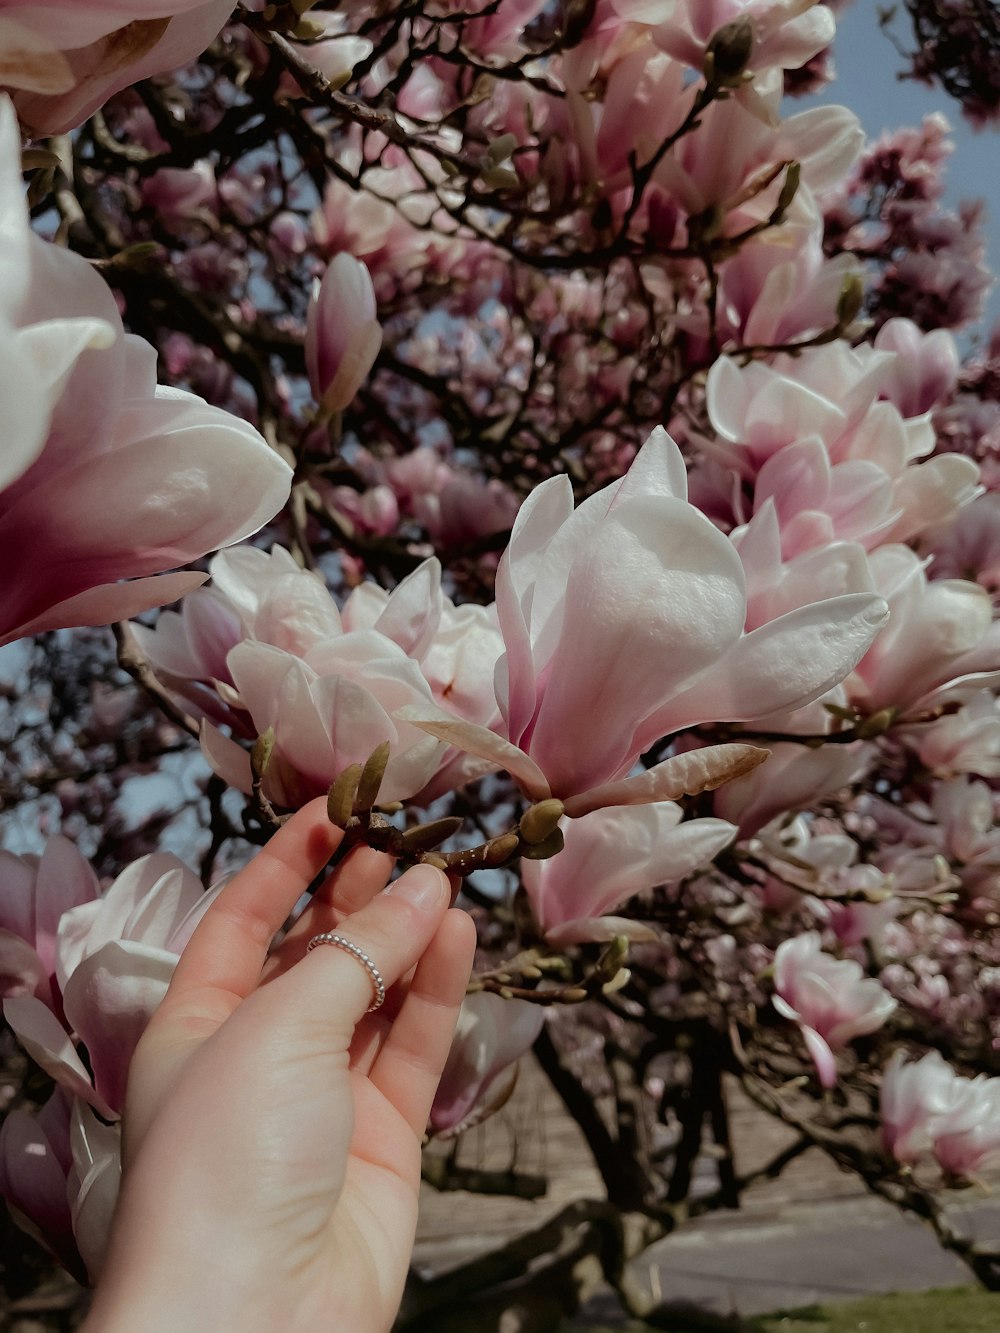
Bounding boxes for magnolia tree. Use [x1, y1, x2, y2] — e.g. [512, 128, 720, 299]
[1, 0, 1000, 1325]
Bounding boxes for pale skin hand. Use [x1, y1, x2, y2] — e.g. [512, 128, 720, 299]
[83, 797, 477, 1333]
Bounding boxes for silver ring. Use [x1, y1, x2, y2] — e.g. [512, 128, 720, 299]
[305, 932, 386, 1012]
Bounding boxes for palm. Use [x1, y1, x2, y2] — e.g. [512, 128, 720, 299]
[93, 800, 475, 1333]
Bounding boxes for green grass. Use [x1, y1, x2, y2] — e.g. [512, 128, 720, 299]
[565, 1285, 1000, 1332]
[752, 1286, 1000, 1332]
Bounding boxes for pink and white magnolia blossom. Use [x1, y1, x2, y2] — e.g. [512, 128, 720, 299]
[846, 545, 1000, 719]
[873, 318, 959, 419]
[772, 930, 897, 1088]
[0, 847, 218, 1277]
[199, 635, 447, 808]
[705, 341, 979, 557]
[134, 546, 500, 805]
[613, 0, 835, 85]
[2, 849, 213, 1120]
[305, 253, 383, 417]
[0, 836, 100, 1005]
[406, 428, 886, 817]
[901, 690, 1000, 779]
[0, 98, 292, 648]
[654, 78, 862, 225]
[0, 0, 233, 134]
[521, 803, 736, 944]
[428, 992, 546, 1137]
[879, 1049, 961, 1166]
[0, 1088, 119, 1282]
[928, 1077, 1000, 1178]
[880, 1051, 1000, 1178]
[714, 733, 873, 838]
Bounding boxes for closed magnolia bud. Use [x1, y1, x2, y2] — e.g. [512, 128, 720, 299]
[327, 763, 362, 828]
[401, 817, 465, 853]
[305, 253, 382, 417]
[836, 271, 865, 328]
[519, 828, 564, 861]
[251, 726, 276, 779]
[519, 799, 564, 845]
[484, 832, 522, 868]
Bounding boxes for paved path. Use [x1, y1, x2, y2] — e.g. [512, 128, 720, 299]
[415, 1056, 1000, 1324]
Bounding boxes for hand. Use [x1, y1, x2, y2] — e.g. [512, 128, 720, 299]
[83, 798, 476, 1333]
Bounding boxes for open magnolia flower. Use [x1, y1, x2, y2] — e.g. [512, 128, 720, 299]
[1, 0, 234, 134]
[521, 802, 736, 943]
[0, 844, 220, 1280]
[403, 427, 888, 817]
[133, 545, 503, 806]
[773, 930, 897, 1087]
[0, 97, 292, 648]
[881, 1050, 1000, 1178]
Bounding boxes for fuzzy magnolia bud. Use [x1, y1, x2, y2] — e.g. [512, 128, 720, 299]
[251, 727, 276, 780]
[355, 740, 391, 813]
[836, 271, 865, 328]
[305, 253, 382, 417]
[400, 817, 465, 853]
[519, 799, 565, 845]
[327, 763, 362, 828]
[519, 828, 564, 861]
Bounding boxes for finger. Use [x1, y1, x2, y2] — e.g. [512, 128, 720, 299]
[165, 798, 342, 1006]
[267, 863, 451, 1035]
[367, 908, 477, 1135]
[264, 844, 395, 980]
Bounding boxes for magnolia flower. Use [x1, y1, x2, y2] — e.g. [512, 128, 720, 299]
[0, 836, 100, 1005]
[0, 98, 292, 647]
[714, 733, 873, 838]
[879, 1049, 961, 1165]
[846, 545, 1000, 719]
[201, 634, 448, 807]
[614, 0, 836, 82]
[134, 547, 500, 804]
[705, 342, 979, 557]
[0, 847, 217, 1278]
[305, 253, 382, 416]
[880, 1050, 1000, 1178]
[403, 428, 886, 817]
[874, 318, 959, 419]
[429, 993, 545, 1137]
[903, 690, 1000, 779]
[773, 931, 897, 1087]
[930, 1077, 1000, 1178]
[3, 851, 213, 1119]
[2, 0, 234, 134]
[521, 803, 736, 944]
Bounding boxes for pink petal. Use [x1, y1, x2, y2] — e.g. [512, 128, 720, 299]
[564, 744, 768, 818]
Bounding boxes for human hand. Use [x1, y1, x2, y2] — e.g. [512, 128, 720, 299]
[82, 798, 476, 1333]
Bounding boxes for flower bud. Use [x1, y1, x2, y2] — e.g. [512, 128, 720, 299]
[327, 763, 362, 828]
[518, 799, 565, 845]
[305, 253, 382, 417]
[519, 828, 565, 861]
[400, 817, 465, 853]
[251, 726, 276, 779]
[836, 271, 865, 329]
[355, 740, 391, 812]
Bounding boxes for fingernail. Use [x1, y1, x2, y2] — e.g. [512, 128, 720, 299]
[384, 865, 446, 910]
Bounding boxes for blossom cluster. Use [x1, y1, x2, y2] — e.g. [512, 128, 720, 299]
[1, 0, 1000, 1301]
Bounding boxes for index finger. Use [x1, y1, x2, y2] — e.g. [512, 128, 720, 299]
[166, 798, 343, 1005]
